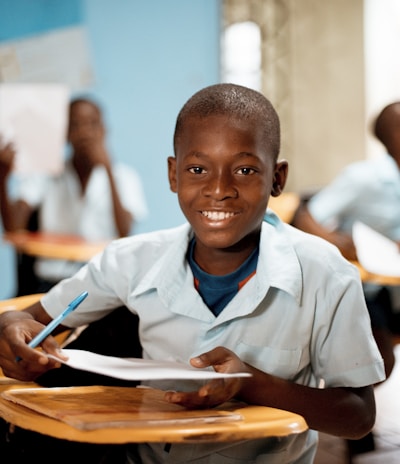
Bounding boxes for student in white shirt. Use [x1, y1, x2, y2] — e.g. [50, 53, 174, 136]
[292, 101, 400, 381]
[0, 97, 148, 293]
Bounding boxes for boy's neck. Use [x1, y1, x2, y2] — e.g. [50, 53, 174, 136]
[71, 155, 93, 192]
[192, 234, 261, 276]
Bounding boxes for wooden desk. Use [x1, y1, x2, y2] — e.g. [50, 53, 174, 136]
[352, 261, 400, 286]
[0, 293, 44, 313]
[3, 231, 109, 261]
[0, 383, 308, 444]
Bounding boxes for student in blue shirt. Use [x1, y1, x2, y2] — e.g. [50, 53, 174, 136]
[0, 83, 384, 463]
[292, 101, 400, 381]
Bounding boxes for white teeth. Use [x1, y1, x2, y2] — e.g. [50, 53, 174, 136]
[202, 211, 235, 220]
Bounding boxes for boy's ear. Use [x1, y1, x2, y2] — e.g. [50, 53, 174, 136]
[167, 156, 177, 192]
[271, 160, 289, 197]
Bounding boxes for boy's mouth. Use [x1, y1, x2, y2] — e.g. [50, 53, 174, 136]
[201, 211, 236, 220]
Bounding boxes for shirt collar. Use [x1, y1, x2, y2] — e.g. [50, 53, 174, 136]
[132, 212, 303, 308]
[132, 223, 192, 298]
[258, 211, 303, 305]
[380, 153, 400, 182]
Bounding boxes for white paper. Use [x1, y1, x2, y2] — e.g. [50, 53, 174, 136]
[352, 221, 400, 277]
[0, 26, 93, 91]
[49, 349, 252, 381]
[0, 83, 69, 174]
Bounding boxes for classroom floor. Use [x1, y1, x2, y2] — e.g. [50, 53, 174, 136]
[314, 344, 400, 464]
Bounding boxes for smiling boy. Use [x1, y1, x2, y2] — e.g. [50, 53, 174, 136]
[0, 84, 384, 463]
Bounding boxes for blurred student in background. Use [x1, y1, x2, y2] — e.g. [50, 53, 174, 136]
[0, 97, 148, 294]
[292, 102, 400, 381]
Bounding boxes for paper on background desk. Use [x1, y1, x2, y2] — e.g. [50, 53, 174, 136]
[353, 221, 400, 277]
[49, 349, 252, 381]
[0, 83, 69, 175]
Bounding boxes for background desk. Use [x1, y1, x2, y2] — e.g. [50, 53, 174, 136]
[3, 231, 108, 262]
[0, 293, 44, 313]
[0, 383, 308, 444]
[352, 261, 400, 286]
[268, 192, 300, 224]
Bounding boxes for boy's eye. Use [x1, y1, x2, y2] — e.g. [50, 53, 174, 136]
[188, 166, 206, 174]
[237, 167, 255, 175]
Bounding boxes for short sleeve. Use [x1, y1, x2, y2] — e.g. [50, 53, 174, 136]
[13, 173, 49, 208]
[312, 268, 385, 387]
[308, 165, 365, 229]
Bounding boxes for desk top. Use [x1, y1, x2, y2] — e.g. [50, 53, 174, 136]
[0, 382, 308, 444]
[0, 293, 44, 313]
[352, 261, 400, 286]
[3, 231, 109, 261]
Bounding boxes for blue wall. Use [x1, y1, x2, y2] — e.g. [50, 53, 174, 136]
[0, 0, 221, 298]
[0, 0, 83, 40]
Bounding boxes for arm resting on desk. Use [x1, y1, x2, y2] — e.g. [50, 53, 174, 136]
[292, 202, 357, 261]
[165, 346, 376, 440]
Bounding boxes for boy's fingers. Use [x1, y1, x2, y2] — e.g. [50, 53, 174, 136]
[191, 347, 237, 370]
[190, 356, 208, 367]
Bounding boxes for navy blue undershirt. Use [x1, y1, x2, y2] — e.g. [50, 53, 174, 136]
[188, 238, 259, 316]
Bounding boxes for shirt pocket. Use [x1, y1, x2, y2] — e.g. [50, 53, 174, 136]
[235, 341, 302, 379]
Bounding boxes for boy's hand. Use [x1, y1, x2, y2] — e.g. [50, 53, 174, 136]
[164, 346, 250, 409]
[79, 139, 111, 169]
[0, 137, 16, 179]
[0, 318, 65, 382]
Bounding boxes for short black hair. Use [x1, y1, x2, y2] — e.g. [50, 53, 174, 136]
[173, 83, 280, 159]
[69, 97, 102, 117]
[373, 101, 400, 145]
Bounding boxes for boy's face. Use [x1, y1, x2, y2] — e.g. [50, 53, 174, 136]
[168, 114, 287, 253]
[67, 102, 105, 151]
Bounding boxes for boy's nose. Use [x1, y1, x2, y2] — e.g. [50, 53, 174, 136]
[203, 172, 238, 200]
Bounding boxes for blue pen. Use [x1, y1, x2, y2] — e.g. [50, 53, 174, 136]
[16, 291, 88, 361]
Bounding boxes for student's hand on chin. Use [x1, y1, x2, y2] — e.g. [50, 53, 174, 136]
[164, 346, 248, 409]
[83, 140, 110, 167]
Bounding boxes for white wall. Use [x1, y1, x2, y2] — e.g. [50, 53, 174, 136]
[364, 0, 400, 158]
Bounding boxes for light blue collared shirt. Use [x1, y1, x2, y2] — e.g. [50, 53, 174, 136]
[42, 212, 384, 463]
[308, 153, 400, 240]
[308, 153, 400, 306]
